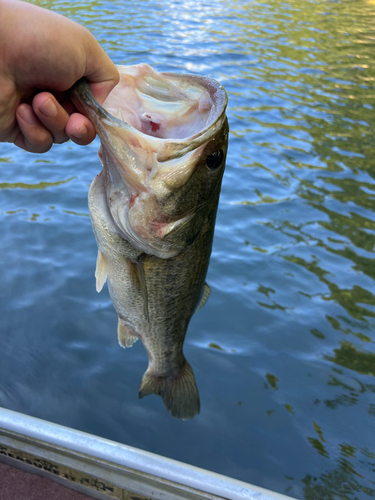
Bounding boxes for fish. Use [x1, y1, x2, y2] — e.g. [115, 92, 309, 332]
[72, 64, 228, 420]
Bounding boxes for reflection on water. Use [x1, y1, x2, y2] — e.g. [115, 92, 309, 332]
[0, 177, 75, 190]
[326, 342, 375, 376]
[0, 0, 374, 498]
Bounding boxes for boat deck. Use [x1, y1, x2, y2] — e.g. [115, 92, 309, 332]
[0, 461, 94, 500]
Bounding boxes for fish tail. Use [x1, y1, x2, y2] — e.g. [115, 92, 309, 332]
[138, 360, 200, 420]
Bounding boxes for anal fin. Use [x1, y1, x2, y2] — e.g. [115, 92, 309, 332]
[95, 250, 108, 292]
[118, 318, 138, 349]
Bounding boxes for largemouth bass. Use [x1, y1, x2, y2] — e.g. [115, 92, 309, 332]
[72, 64, 228, 420]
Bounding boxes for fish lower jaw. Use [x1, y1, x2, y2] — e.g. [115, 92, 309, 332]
[123, 212, 193, 258]
[125, 234, 179, 259]
[117, 221, 181, 258]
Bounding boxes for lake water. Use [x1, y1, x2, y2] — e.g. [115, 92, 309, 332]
[1, 0, 375, 498]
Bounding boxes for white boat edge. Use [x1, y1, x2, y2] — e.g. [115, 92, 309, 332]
[0, 406, 297, 500]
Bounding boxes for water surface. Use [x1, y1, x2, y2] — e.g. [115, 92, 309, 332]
[1, 0, 375, 499]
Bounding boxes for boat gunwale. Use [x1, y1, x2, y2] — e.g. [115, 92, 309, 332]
[0, 407, 296, 500]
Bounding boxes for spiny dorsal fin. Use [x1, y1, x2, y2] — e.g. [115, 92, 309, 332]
[95, 250, 108, 292]
[196, 282, 211, 312]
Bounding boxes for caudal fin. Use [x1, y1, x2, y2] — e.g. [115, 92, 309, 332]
[139, 361, 200, 420]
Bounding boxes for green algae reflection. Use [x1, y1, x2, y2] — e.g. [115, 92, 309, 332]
[302, 444, 375, 499]
[283, 254, 375, 322]
[266, 373, 279, 390]
[208, 342, 225, 351]
[0, 177, 75, 190]
[325, 342, 375, 377]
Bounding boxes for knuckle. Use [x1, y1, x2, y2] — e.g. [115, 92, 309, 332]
[25, 131, 53, 153]
[27, 142, 52, 154]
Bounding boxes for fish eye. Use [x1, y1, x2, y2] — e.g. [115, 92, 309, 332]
[206, 149, 224, 170]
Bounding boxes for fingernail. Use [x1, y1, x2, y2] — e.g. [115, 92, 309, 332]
[17, 105, 37, 125]
[39, 98, 57, 118]
[72, 125, 87, 139]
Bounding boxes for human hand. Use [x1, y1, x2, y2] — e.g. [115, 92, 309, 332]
[0, 0, 119, 153]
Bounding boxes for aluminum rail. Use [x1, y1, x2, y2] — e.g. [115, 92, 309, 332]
[0, 407, 296, 500]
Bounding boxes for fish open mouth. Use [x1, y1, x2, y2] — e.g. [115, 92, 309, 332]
[73, 64, 227, 163]
[103, 64, 227, 144]
[72, 63, 228, 165]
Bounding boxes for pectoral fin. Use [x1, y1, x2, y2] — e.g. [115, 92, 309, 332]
[118, 318, 138, 349]
[137, 255, 149, 321]
[196, 282, 211, 312]
[128, 255, 150, 321]
[95, 250, 108, 292]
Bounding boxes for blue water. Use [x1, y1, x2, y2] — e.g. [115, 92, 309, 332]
[1, 0, 375, 498]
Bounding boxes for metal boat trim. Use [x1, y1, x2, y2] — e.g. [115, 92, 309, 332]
[0, 407, 296, 500]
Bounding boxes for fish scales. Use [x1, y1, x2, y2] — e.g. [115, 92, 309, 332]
[72, 64, 228, 419]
